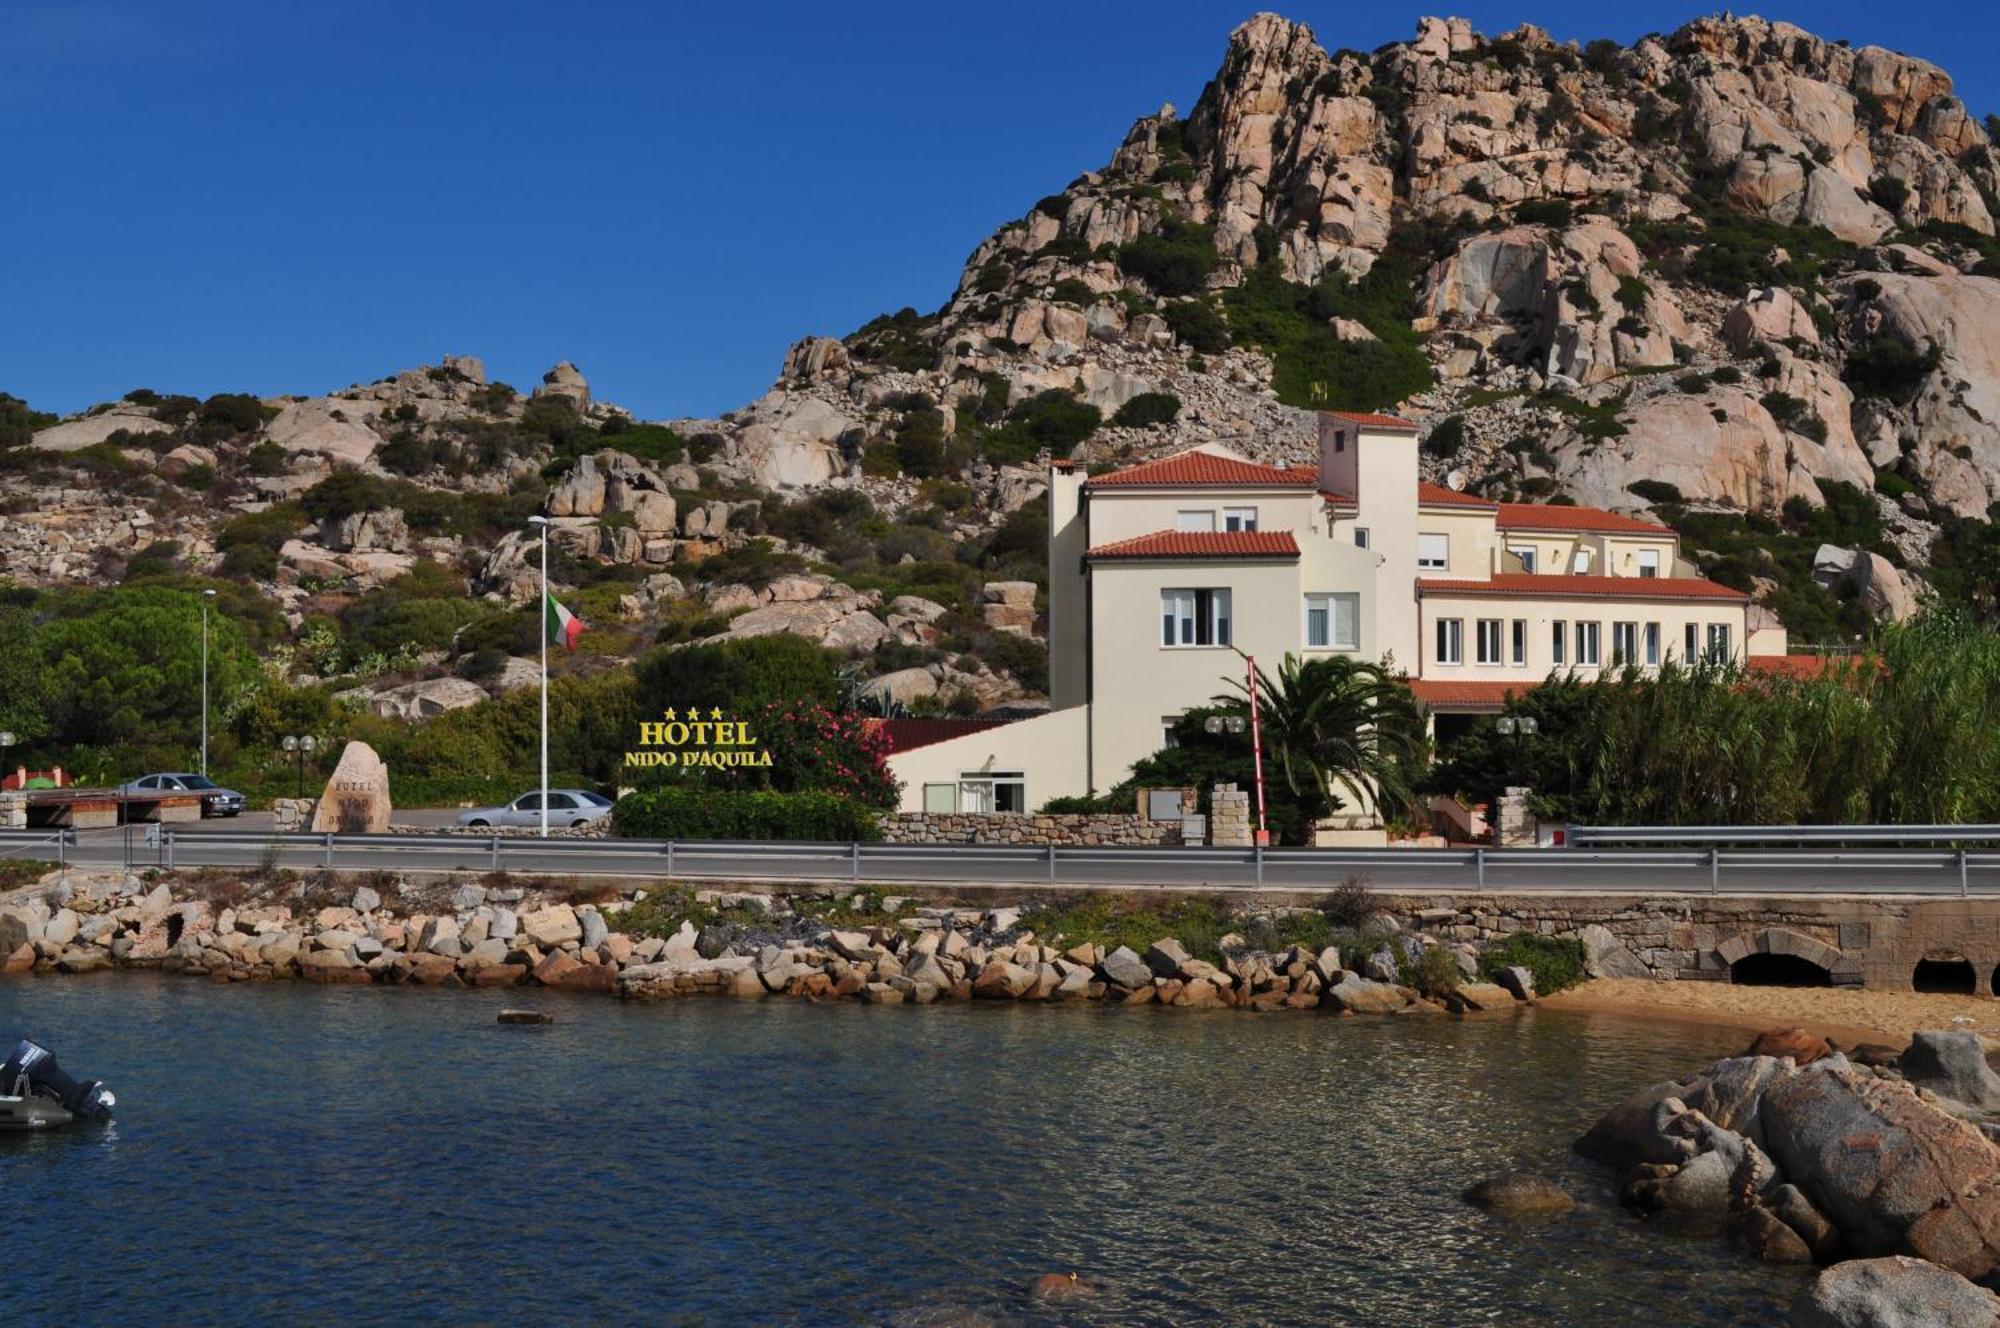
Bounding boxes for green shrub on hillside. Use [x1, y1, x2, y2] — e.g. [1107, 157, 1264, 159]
[1112, 392, 1181, 428]
[1163, 299, 1231, 353]
[0, 392, 57, 447]
[846, 307, 938, 371]
[1221, 260, 1432, 412]
[1117, 218, 1220, 297]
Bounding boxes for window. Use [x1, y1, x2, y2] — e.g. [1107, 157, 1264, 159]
[1162, 717, 1182, 749]
[1637, 549, 1660, 578]
[1305, 593, 1359, 650]
[1575, 621, 1601, 666]
[516, 793, 543, 811]
[1417, 533, 1449, 570]
[1353, 527, 1370, 550]
[1176, 509, 1215, 533]
[1551, 620, 1566, 666]
[959, 771, 1025, 814]
[921, 783, 956, 813]
[1571, 549, 1592, 573]
[1611, 621, 1638, 664]
[1161, 589, 1231, 647]
[1436, 618, 1463, 665]
[1475, 618, 1503, 664]
[1511, 619, 1527, 666]
[1707, 623, 1732, 663]
[1685, 622, 1699, 662]
[1222, 506, 1258, 532]
[546, 793, 576, 811]
[1509, 546, 1538, 573]
[1644, 622, 1661, 666]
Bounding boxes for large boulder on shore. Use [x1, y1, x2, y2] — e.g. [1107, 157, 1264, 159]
[1760, 1063, 2000, 1278]
[1789, 1255, 2000, 1328]
[1898, 1031, 2000, 1111]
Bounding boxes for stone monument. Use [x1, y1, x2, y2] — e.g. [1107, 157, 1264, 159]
[309, 741, 392, 834]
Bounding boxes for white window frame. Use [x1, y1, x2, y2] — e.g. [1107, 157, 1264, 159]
[1637, 549, 1660, 578]
[1707, 623, 1732, 663]
[1304, 592, 1359, 651]
[1644, 622, 1661, 666]
[1162, 716, 1182, 749]
[1221, 506, 1258, 533]
[1417, 532, 1449, 571]
[1611, 621, 1638, 664]
[1475, 618, 1503, 665]
[957, 770, 1026, 814]
[1685, 622, 1699, 663]
[1575, 621, 1601, 666]
[1176, 509, 1216, 533]
[1161, 588, 1231, 648]
[1436, 618, 1463, 665]
[1551, 620, 1566, 666]
[1571, 548, 1592, 573]
[1509, 546, 1538, 573]
[921, 782, 957, 813]
[1511, 619, 1527, 666]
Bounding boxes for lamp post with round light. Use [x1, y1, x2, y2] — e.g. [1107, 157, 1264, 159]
[1494, 712, 1539, 790]
[281, 734, 318, 800]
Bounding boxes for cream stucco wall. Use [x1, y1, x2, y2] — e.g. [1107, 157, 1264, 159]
[1086, 558, 1304, 790]
[886, 707, 1092, 813]
[1047, 467, 1089, 708]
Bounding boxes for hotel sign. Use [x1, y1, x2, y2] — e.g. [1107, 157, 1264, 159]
[623, 707, 772, 770]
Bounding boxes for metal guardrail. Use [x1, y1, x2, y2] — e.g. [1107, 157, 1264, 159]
[1569, 823, 2000, 846]
[0, 827, 73, 867]
[42, 828, 2000, 897]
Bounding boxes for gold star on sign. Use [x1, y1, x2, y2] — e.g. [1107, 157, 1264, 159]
[662, 707, 677, 721]
[710, 707, 723, 720]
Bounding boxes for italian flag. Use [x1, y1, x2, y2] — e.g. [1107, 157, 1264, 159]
[545, 592, 585, 651]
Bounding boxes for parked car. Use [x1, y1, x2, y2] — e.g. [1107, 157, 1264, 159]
[457, 789, 614, 830]
[119, 773, 247, 817]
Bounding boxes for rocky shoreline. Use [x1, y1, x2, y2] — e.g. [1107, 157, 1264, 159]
[1578, 1028, 2000, 1326]
[0, 870, 1543, 1016]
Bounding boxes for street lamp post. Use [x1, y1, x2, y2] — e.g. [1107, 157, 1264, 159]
[0, 731, 14, 788]
[281, 734, 318, 799]
[527, 515, 551, 838]
[200, 588, 217, 777]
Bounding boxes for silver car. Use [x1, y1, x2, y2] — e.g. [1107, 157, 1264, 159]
[119, 773, 247, 817]
[457, 789, 614, 829]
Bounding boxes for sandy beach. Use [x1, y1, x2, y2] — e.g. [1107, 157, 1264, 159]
[1542, 977, 2000, 1048]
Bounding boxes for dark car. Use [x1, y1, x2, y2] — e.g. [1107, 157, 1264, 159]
[119, 773, 247, 817]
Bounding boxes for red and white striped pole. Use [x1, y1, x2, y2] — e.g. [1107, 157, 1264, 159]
[1245, 653, 1270, 847]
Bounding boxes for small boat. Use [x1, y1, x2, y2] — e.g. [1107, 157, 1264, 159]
[0, 1037, 115, 1131]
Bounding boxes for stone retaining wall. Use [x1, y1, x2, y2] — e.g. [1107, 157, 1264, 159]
[879, 812, 1181, 846]
[1373, 893, 2000, 993]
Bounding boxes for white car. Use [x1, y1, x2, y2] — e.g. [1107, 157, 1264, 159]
[457, 789, 614, 829]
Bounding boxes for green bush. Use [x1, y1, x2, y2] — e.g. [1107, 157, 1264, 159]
[1627, 479, 1683, 504]
[1163, 298, 1231, 353]
[1222, 261, 1432, 412]
[895, 408, 948, 477]
[1117, 218, 1220, 297]
[1112, 392, 1181, 428]
[1479, 932, 1587, 994]
[1515, 198, 1573, 227]
[1844, 335, 1940, 402]
[846, 307, 938, 371]
[1421, 414, 1467, 458]
[612, 787, 882, 841]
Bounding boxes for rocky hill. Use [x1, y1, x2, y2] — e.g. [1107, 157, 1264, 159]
[5, 11, 2000, 716]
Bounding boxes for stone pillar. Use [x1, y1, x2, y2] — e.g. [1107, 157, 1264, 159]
[1210, 783, 1252, 847]
[1495, 786, 1536, 847]
[0, 792, 23, 829]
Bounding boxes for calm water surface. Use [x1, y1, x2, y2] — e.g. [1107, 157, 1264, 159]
[2, 976, 1801, 1325]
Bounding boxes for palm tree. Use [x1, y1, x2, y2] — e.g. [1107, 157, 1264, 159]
[1216, 654, 1427, 824]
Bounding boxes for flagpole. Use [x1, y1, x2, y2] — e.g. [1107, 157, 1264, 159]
[528, 515, 550, 838]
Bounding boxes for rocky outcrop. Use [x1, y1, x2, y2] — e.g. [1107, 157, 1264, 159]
[1790, 1256, 2000, 1328]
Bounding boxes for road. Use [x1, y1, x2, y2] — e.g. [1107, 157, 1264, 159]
[5, 821, 1998, 896]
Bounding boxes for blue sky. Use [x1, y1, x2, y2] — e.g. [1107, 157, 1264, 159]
[4, 1, 1993, 422]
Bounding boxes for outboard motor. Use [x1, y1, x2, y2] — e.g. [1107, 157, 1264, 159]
[2, 1038, 115, 1122]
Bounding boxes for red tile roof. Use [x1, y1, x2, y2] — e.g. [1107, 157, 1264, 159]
[1322, 411, 1419, 432]
[1417, 573, 1749, 601]
[1496, 503, 1674, 535]
[1085, 450, 1317, 489]
[1746, 653, 1841, 680]
[870, 718, 1017, 755]
[1418, 482, 1499, 508]
[1408, 679, 1538, 709]
[1087, 530, 1302, 560]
